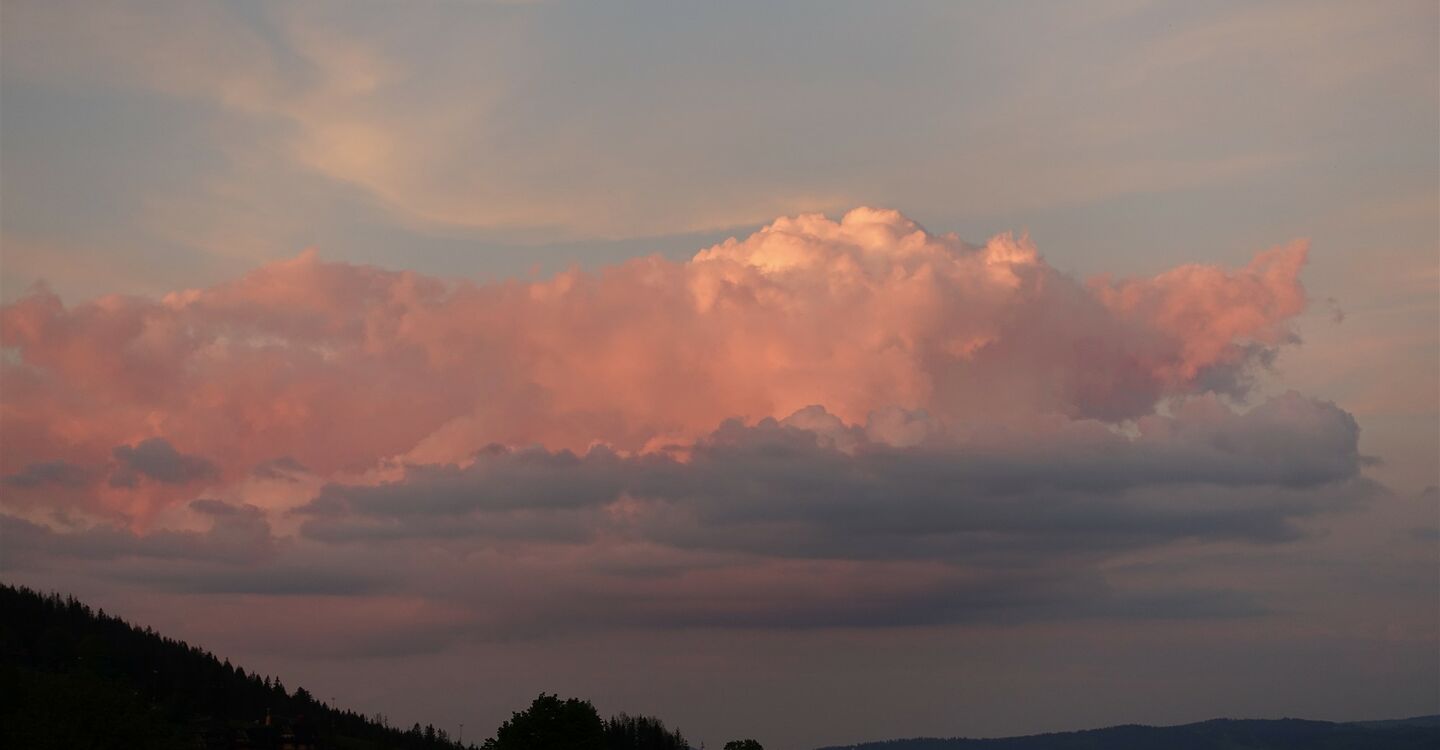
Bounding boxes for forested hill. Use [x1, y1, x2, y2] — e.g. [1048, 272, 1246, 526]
[815, 716, 1440, 750]
[0, 583, 472, 750]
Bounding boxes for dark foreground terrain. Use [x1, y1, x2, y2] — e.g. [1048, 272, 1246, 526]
[0, 584, 473, 749]
[0, 584, 691, 750]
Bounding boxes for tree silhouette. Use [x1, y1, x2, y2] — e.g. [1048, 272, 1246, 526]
[482, 693, 606, 750]
[605, 712, 690, 750]
[724, 741, 764, 750]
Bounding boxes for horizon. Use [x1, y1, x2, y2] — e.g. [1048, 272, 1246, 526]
[1, 2, 1437, 749]
[7, 580, 1440, 750]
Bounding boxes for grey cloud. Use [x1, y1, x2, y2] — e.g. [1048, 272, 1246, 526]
[308, 445, 640, 518]
[298, 508, 604, 545]
[3, 460, 93, 488]
[266, 393, 1375, 634]
[1191, 340, 1286, 398]
[11, 393, 1373, 637]
[110, 437, 219, 487]
[114, 565, 382, 597]
[1, 499, 273, 566]
[516, 570, 1270, 635]
[297, 394, 1365, 561]
[251, 456, 308, 481]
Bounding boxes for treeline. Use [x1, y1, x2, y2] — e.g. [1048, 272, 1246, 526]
[0, 583, 470, 749]
[0, 584, 750, 750]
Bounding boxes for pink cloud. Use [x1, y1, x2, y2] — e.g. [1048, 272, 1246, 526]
[1092, 241, 1309, 386]
[2, 208, 1310, 523]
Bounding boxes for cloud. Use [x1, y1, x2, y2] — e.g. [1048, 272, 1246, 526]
[296, 395, 1364, 556]
[248, 394, 1371, 638]
[3, 460, 92, 489]
[114, 565, 381, 598]
[0, 207, 1359, 640]
[1, 499, 272, 566]
[1, 392, 1369, 641]
[251, 456, 309, 482]
[1, 208, 1310, 521]
[110, 437, 219, 488]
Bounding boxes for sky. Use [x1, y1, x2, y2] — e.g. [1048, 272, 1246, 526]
[0, 1, 1436, 747]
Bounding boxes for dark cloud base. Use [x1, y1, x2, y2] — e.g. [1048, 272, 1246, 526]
[2, 393, 1377, 650]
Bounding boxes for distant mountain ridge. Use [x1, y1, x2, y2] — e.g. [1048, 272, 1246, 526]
[815, 715, 1440, 750]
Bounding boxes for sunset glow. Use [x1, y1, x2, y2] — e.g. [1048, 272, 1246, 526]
[1, 2, 1436, 748]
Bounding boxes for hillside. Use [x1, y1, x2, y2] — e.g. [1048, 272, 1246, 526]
[814, 716, 1440, 750]
[0, 584, 471, 750]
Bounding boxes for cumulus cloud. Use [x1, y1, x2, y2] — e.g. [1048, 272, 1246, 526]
[0, 207, 1358, 638]
[1, 209, 1309, 514]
